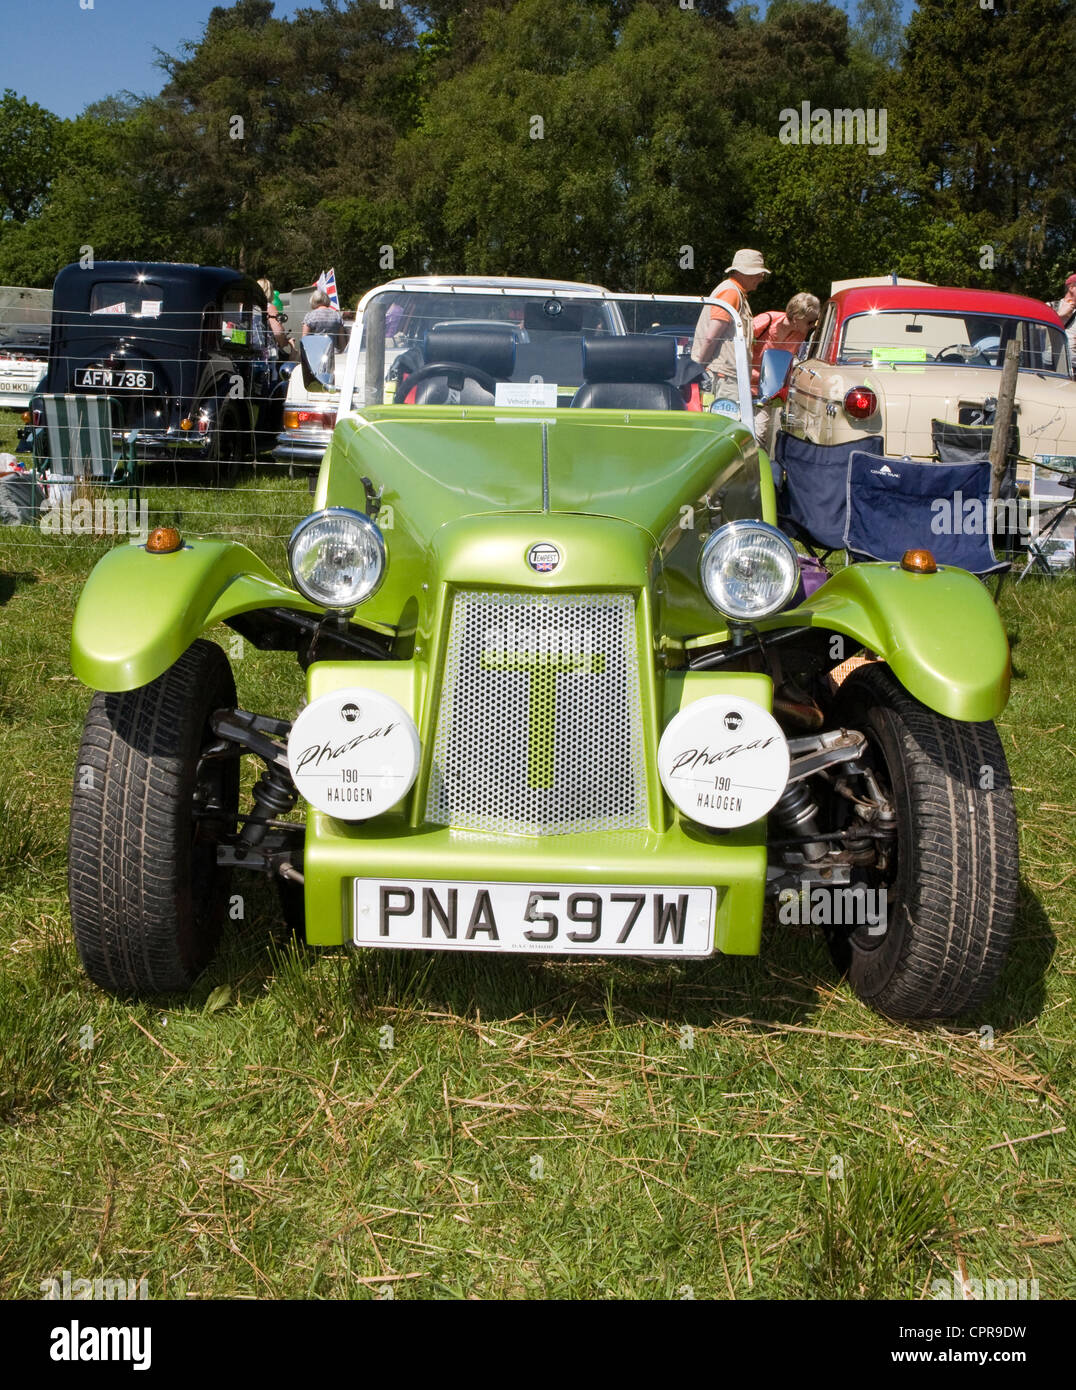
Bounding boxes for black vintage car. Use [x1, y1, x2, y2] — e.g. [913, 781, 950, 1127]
[27, 261, 289, 474]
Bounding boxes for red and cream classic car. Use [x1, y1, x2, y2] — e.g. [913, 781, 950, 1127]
[783, 282, 1076, 470]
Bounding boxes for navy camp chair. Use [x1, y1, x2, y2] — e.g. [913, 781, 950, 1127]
[843, 451, 1007, 576]
[931, 417, 1020, 563]
[772, 431, 884, 552]
[932, 416, 1019, 471]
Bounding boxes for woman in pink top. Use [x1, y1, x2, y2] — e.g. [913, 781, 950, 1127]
[750, 293, 820, 391]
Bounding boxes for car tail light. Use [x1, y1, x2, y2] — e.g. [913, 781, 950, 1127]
[32, 408, 42, 426]
[284, 408, 336, 431]
[844, 387, 878, 419]
[197, 416, 209, 433]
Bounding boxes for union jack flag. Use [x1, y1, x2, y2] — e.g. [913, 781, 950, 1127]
[316, 268, 339, 310]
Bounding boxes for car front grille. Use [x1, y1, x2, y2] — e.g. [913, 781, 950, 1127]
[426, 589, 649, 836]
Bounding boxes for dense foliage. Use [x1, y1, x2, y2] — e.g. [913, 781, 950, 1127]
[1, 0, 1073, 310]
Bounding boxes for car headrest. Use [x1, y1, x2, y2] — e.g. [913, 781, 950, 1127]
[423, 324, 516, 379]
[582, 334, 677, 384]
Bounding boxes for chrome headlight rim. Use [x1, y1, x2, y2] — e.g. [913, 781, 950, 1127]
[287, 506, 386, 610]
[699, 519, 800, 622]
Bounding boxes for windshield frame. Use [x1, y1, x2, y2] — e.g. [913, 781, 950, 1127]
[336, 285, 754, 423]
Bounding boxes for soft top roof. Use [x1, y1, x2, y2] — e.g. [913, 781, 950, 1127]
[371, 275, 613, 296]
[832, 284, 1063, 325]
[52, 261, 260, 308]
[830, 276, 933, 294]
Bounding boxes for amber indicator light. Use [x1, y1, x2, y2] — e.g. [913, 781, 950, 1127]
[901, 548, 937, 574]
[146, 526, 183, 554]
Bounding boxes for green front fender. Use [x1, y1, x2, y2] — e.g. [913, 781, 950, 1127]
[770, 563, 1011, 721]
[71, 540, 327, 692]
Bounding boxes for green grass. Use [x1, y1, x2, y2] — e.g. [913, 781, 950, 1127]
[0, 474, 1073, 1300]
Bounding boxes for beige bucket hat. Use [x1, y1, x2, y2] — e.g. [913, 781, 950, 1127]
[725, 249, 771, 276]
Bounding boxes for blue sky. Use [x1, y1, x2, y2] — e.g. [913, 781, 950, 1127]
[11, 0, 918, 120]
[10, 0, 306, 119]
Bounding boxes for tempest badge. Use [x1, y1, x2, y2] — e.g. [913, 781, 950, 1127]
[527, 542, 560, 573]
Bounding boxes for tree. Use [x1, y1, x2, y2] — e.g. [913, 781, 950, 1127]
[892, 0, 1076, 293]
[0, 100, 173, 286]
[142, 0, 420, 289]
[395, 0, 745, 288]
[854, 0, 905, 66]
[723, 0, 878, 131]
[0, 90, 61, 222]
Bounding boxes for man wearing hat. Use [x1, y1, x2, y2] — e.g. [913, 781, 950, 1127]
[691, 249, 771, 405]
[1049, 273, 1076, 375]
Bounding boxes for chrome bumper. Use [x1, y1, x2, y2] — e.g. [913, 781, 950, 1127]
[272, 430, 331, 464]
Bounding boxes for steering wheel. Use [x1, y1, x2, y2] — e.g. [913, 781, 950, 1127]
[396, 361, 500, 401]
[935, 343, 992, 366]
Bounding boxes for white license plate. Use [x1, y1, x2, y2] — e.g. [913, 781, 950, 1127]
[74, 368, 153, 390]
[354, 879, 715, 956]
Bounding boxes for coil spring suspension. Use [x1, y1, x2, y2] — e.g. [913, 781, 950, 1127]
[238, 763, 299, 848]
[773, 782, 828, 862]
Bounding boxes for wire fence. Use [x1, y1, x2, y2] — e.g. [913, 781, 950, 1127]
[0, 472, 314, 578]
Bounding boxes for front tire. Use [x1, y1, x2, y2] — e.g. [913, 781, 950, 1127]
[830, 664, 1018, 1019]
[68, 640, 239, 995]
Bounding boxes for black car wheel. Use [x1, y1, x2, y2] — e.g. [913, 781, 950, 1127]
[68, 640, 239, 996]
[827, 664, 1018, 1020]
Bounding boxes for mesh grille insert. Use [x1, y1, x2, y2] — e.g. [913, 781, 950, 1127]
[426, 590, 648, 836]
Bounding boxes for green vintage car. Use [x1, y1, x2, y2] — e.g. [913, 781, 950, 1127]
[67, 284, 1018, 1019]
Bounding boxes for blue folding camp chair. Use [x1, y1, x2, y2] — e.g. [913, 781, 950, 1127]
[931, 417, 1019, 564]
[843, 451, 1008, 576]
[772, 431, 885, 554]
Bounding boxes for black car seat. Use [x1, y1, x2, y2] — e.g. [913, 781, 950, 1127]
[401, 324, 517, 405]
[570, 335, 686, 410]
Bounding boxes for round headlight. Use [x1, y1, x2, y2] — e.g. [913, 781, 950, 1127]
[699, 520, 799, 621]
[288, 508, 385, 609]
